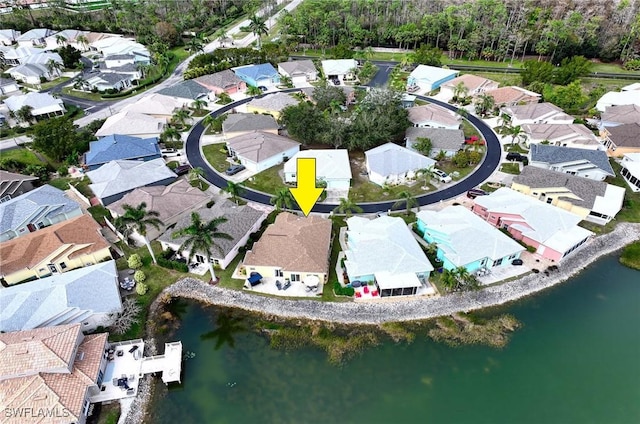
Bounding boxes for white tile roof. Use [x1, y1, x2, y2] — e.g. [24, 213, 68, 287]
[408, 65, 459, 84]
[4, 92, 63, 112]
[95, 111, 166, 137]
[321, 59, 358, 76]
[121, 93, 186, 116]
[417, 206, 524, 267]
[284, 149, 352, 181]
[365, 143, 436, 177]
[344, 216, 433, 285]
[596, 90, 640, 112]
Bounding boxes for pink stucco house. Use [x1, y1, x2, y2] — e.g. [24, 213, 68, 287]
[472, 188, 594, 262]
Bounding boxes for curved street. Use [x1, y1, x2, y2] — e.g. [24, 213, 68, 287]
[185, 91, 501, 213]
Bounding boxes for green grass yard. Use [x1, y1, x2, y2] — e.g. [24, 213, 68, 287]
[0, 148, 44, 166]
[499, 163, 521, 175]
[202, 143, 231, 172]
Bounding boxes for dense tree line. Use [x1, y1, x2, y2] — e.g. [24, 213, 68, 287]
[184, 45, 289, 79]
[278, 0, 640, 64]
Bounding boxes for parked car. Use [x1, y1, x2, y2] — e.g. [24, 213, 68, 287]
[174, 164, 192, 176]
[225, 164, 246, 175]
[433, 169, 452, 183]
[258, 86, 268, 92]
[331, 78, 340, 85]
[161, 148, 182, 159]
[506, 152, 526, 162]
[466, 188, 488, 199]
[512, 258, 524, 266]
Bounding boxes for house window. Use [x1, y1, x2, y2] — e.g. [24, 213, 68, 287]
[82, 399, 90, 416]
[47, 264, 58, 273]
[37, 222, 46, 229]
[290, 274, 300, 282]
[195, 254, 205, 263]
[60, 262, 67, 270]
[275, 269, 284, 277]
[97, 370, 104, 387]
[546, 198, 553, 204]
[492, 258, 503, 267]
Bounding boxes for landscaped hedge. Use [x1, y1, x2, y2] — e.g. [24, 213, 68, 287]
[333, 281, 355, 297]
[157, 257, 189, 273]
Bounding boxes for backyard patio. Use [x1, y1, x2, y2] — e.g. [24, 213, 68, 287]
[90, 340, 145, 403]
[231, 264, 322, 297]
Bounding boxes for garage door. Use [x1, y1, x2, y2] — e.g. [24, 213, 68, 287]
[292, 75, 307, 85]
[326, 179, 350, 190]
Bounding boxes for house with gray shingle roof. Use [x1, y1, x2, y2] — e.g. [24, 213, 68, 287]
[0, 184, 83, 243]
[85, 72, 133, 92]
[511, 166, 625, 225]
[405, 127, 465, 158]
[0, 170, 38, 200]
[365, 142, 436, 186]
[222, 113, 279, 139]
[501, 102, 574, 126]
[0, 260, 122, 333]
[16, 28, 57, 47]
[158, 80, 211, 100]
[158, 200, 266, 270]
[528, 144, 614, 181]
[522, 123, 601, 150]
[278, 60, 318, 85]
[600, 104, 640, 128]
[226, 131, 300, 173]
[602, 122, 640, 157]
[246, 92, 299, 119]
[86, 158, 177, 205]
[6, 63, 53, 85]
[194, 69, 246, 95]
[84, 134, 161, 171]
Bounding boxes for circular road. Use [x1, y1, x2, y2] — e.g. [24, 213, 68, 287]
[185, 88, 501, 214]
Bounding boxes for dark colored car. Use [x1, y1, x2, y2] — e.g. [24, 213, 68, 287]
[225, 164, 246, 175]
[331, 78, 340, 85]
[466, 188, 488, 199]
[174, 164, 192, 176]
[506, 152, 526, 162]
[512, 258, 524, 266]
[258, 86, 268, 92]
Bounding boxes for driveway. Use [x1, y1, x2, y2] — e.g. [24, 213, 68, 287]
[185, 90, 502, 214]
[365, 60, 398, 88]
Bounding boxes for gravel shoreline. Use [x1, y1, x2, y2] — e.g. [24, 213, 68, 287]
[125, 223, 639, 424]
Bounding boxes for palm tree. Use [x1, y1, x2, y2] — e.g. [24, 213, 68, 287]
[73, 76, 88, 91]
[160, 126, 181, 143]
[393, 191, 418, 215]
[192, 99, 207, 113]
[474, 93, 495, 117]
[221, 181, 243, 204]
[55, 34, 67, 46]
[171, 108, 190, 129]
[218, 30, 231, 48]
[187, 36, 204, 54]
[248, 14, 268, 49]
[46, 59, 63, 77]
[245, 85, 262, 96]
[113, 216, 132, 259]
[188, 166, 204, 189]
[76, 34, 89, 51]
[452, 81, 468, 102]
[270, 188, 294, 211]
[136, 63, 151, 79]
[399, 54, 412, 70]
[418, 167, 435, 189]
[509, 125, 524, 146]
[333, 197, 363, 217]
[172, 212, 232, 283]
[16, 105, 34, 124]
[119, 202, 164, 264]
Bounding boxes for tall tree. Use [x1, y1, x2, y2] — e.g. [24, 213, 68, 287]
[393, 191, 418, 215]
[119, 202, 164, 264]
[221, 181, 244, 204]
[172, 212, 232, 283]
[245, 85, 263, 96]
[188, 167, 205, 189]
[248, 14, 268, 49]
[333, 197, 363, 217]
[270, 188, 294, 211]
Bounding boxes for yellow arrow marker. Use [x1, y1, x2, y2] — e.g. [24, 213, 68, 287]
[289, 157, 323, 216]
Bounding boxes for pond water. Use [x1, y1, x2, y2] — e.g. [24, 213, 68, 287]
[150, 254, 640, 424]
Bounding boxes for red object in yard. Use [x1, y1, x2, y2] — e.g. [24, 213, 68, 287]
[371, 291, 379, 297]
[363, 286, 369, 294]
[465, 136, 485, 145]
[355, 291, 362, 298]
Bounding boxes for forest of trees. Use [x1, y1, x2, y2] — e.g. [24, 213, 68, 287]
[277, 0, 640, 64]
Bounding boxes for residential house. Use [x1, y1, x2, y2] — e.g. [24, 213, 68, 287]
[484, 86, 541, 107]
[4, 92, 66, 119]
[232, 63, 280, 88]
[0, 77, 20, 95]
[501, 102, 574, 126]
[92, 37, 150, 58]
[600, 104, 640, 128]
[416, 205, 524, 273]
[620, 153, 640, 192]
[0, 45, 41, 65]
[401, 93, 416, 108]
[344, 215, 435, 297]
[0, 29, 19, 45]
[596, 90, 640, 112]
[0, 184, 82, 242]
[284, 149, 352, 191]
[243, 212, 333, 284]
[103, 52, 150, 68]
[321, 59, 358, 83]
[16, 28, 57, 47]
[0, 214, 112, 286]
[472, 187, 594, 261]
[439, 74, 499, 101]
[511, 166, 625, 225]
[97, 58, 143, 81]
[194, 69, 246, 95]
[86, 158, 177, 205]
[365, 142, 437, 186]
[602, 123, 640, 156]
[6, 63, 52, 85]
[405, 127, 465, 158]
[108, 179, 210, 243]
[527, 144, 614, 181]
[278, 60, 318, 85]
[0, 170, 38, 199]
[159, 200, 266, 270]
[0, 324, 110, 424]
[84, 134, 161, 171]
[222, 113, 279, 139]
[226, 131, 300, 173]
[95, 111, 166, 138]
[522, 123, 602, 150]
[622, 82, 640, 91]
[245, 92, 299, 119]
[0, 260, 122, 332]
[85, 72, 133, 92]
[157, 79, 211, 102]
[121, 94, 190, 119]
[407, 103, 462, 129]
[22, 51, 64, 67]
[44, 29, 87, 51]
[406, 65, 459, 93]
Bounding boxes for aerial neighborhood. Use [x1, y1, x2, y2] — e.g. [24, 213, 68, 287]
[1, 1, 639, 422]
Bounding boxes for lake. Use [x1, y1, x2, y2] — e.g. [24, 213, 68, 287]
[150, 254, 640, 424]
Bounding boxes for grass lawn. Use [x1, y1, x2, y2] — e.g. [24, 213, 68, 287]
[96, 402, 120, 424]
[437, 158, 483, 180]
[0, 147, 44, 166]
[467, 71, 522, 87]
[87, 205, 111, 225]
[202, 143, 230, 172]
[461, 120, 482, 139]
[590, 62, 637, 74]
[500, 163, 521, 175]
[620, 241, 640, 270]
[242, 164, 285, 194]
[607, 161, 640, 223]
[214, 256, 245, 290]
[503, 143, 529, 154]
[62, 87, 107, 102]
[24, 77, 71, 91]
[350, 179, 432, 203]
[443, 57, 524, 69]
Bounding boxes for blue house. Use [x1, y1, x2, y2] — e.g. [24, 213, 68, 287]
[84, 134, 161, 171]
[232, 63, 280, 88]
[416, 206, 524, 273]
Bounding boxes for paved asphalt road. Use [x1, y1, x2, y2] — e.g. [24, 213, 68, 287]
[367, 61, 398, 88]
[186, 90, 501, 214]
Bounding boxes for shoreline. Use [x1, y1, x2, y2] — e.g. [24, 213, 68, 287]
[125, 222, 640, 424]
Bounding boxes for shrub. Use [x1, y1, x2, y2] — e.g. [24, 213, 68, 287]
[623, 59, 640, 71]
[134, 270, 146, 283]
[128, 254, 143, 270]
[57, 165, 69, 177]
[136, 282, 148, 295]
[157, 256, 189, 272]
[333, 281, 355, 297]
[206, 200, 215, 208]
